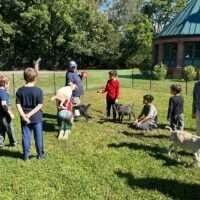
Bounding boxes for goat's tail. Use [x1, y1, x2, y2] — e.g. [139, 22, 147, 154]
[51, 96, 56, 101]
[165, 126, 173, 132]
[87, 104, 91, 108]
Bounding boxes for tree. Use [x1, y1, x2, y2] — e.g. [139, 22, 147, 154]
[142, 0, 188, 34]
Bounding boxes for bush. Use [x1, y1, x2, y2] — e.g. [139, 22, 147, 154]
[183, 65, 196, 81]
[152, 63, 167, 80]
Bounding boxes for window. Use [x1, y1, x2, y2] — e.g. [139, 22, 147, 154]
[163, 43, 177, 67]
[184, 42, 200, 59]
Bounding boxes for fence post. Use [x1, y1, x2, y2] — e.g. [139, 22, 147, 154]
[53, 72, 56, 94]
[132, 70, 134, 88]
[149, 70, 152, 90]
[86, 76, 88, 91]
[12, 73, 15, 96]
[185, 78, 188, 95]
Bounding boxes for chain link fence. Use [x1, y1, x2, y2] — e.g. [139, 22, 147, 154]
[3, 69, 195, 98]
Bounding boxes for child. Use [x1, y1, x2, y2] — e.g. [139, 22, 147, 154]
[167, 84, 184, 131]
[97, 70, 120, 121]
[16, 68, 46, 161]
[133, 95, 157, 130]
[193, 79, 200, 136]
[57, 100, 74, 140]
[0, 75, 18, 148]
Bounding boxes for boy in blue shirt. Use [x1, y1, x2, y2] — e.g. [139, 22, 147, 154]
[16, 68, 46, 161]
[0, 75, 17, 148]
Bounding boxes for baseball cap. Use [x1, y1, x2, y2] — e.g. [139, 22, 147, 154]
[69, 60, 77, 68]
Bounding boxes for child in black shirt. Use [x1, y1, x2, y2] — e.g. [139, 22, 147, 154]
[167, 84, 184, 131]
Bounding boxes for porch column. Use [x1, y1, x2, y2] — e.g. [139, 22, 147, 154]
[158, 42, 164, 64]
[176, 40, 184, 68]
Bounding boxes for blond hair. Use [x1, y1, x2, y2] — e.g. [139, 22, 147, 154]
[0, 74, 9, 87]
[23, 68, 38, 83]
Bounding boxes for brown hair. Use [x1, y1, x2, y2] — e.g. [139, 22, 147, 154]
[170, 84, 182, 94]
[109, 70, 117, 77]
[0, 74, 9, 87]
[23, 67, 38, 83]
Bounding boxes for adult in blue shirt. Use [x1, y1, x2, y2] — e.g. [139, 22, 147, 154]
[65, 60, 84, 105]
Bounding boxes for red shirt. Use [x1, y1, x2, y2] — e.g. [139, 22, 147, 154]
[63, 101, 73, 112]
[102, 79, 120, 99]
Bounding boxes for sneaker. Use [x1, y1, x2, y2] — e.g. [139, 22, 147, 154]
[23, 156, 30, 161]
[58, 130, 64, 140]
[63, 131, 70, 140]
[37, 154, 47, 160]
[9, 143, 19, 148]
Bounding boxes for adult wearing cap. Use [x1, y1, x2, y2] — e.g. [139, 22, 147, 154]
[65, 60, 84, 105]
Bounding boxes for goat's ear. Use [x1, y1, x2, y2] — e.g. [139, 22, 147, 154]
[68, 82, 72, 86]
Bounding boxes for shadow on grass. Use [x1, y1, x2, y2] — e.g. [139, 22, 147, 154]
[118, 74, 150, 80]
[149, 152, 194, 167]
[0, 149, 23, 159]
[122, 131, 169, 139]
[43, 112, 58, 132]
[108, 142, 166, 154]
[115, 170, 200, 200]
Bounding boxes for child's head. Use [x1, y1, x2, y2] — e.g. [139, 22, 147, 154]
[23, 68, 38, 83]
[143, 94, 154, 104]
[170, 84, 182, 94]
[109, 70, 117, 80]
[0, 74, 10, 90]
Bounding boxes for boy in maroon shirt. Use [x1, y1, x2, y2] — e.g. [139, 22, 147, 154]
[97, 70, 120, 121]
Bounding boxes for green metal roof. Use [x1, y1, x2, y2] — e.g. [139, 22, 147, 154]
[156, 0, 200, 38]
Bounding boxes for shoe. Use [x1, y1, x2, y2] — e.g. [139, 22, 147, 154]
[23, 156, 30, 161]
[9, 143, 19, 148]
[58, 130, 64, 140]
[37, 154, 47, 160]
[63, 130, 70, 140]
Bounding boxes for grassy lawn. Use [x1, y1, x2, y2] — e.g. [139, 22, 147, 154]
[1, 70, 200, 199]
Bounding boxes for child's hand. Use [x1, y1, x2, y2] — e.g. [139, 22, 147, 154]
[97, 90, 101, 93]
[22, 116, 30, 124]
[9, 112, 15, 120]
[115, 99, 118, 104]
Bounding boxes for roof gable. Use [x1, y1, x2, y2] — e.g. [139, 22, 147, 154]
[156, 0, 200, 38]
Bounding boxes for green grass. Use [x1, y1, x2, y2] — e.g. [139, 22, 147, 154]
[1, 70, 200, 199]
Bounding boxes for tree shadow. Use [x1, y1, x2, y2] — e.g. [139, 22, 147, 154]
[108, 142, 166, 154]
[0, 149, 23, 159]
[122, 131, 169, 139]
[149, 152, 194, 167]
[115, 170, 200, 200]
[108, 140, 194, 167]
[118, 73, 150, 80]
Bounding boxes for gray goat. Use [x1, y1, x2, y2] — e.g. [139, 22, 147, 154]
[115, 104, 135, 123]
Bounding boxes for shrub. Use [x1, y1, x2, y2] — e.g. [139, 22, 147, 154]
[183, 65, 196, 81]
[152, 63, 167, 80]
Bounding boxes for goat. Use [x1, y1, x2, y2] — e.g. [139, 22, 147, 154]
[114, 104, 135, 123]
[166, 126, 200, 166]
[51, 82, 77, 106]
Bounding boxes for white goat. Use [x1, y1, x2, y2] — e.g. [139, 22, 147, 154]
[33, 58, 41, 72]
[166, 126, 200, 166]
[51, 82, 77, 106]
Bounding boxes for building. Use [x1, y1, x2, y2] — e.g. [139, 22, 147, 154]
[152, 0, 200, 77]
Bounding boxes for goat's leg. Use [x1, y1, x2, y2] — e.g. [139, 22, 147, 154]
[168, 143, 174, 156]
[174, 145, 180, 162]
[131, 111, 136, 119]
[118, 113, 121, 123]
[120, 115, 124, 123]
